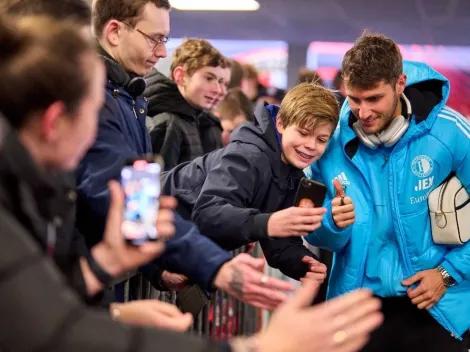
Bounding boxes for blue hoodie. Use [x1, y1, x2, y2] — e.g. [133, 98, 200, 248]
[305, 61, 470, 338]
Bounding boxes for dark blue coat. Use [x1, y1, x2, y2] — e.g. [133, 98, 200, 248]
[76, 62, 231, 291]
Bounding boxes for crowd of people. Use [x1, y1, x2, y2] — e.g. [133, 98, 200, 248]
[0, 0, 468, 351]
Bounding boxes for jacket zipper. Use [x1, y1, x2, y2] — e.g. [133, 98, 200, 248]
[46, 216, 62, 258]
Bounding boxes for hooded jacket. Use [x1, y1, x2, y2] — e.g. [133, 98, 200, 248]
[145, 69, 223, 171]
[162, 103, 318, 280]
[306, 61, 470, 338]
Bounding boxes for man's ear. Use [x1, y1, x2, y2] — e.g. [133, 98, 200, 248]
[40, 101, 67, 142]
[276, 115, 285, 134]
[396, 73, 407, 95]
[172, 66, 186, 85]
[103, 20, 122, 47]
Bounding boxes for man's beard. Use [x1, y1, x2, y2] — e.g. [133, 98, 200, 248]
[377, 92, 400, 135]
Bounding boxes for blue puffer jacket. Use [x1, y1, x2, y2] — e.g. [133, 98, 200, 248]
[305, 61, 470, 339]
[75, 55, 231, 291]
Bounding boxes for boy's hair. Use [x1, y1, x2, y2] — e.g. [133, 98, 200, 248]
[3, 0, 91, 25]
[215, 89, 253, 122]
[92, 0, 170, 37]
[332, 69, 343, 91]
[242, 63, 259, 81]
[169, 38, 231, 80]
[297, 67, 324, 87]
[342, 30, 403, 89]
[228, 59, 243, 89]
[0, 15, 93, 129]
[278, 83, 339, 132]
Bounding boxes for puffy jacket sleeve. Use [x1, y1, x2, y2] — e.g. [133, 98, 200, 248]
[192, 150, 273, 249]
[305, 163, 353, 252]
[76, 98, 231, 291]
[438, 107, 470, 283]
[148, 114, 183, 171]
[0, 210, 229, 352]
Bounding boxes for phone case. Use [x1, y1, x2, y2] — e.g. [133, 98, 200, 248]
[293, 177, 328, 208]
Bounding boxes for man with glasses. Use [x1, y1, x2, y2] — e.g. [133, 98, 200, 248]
[76, 0, 294, 310]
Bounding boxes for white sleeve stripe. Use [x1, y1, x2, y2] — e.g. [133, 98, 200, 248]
[438, 114, 470, 139]
[441, 106, 470, 130]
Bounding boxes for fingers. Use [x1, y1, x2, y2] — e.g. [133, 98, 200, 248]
[336, 336, 370, 352]
[317, 289, 374, 318]
[291, 206, 328, 216]
[301, 272, 325, 283]
[156, 209, 175, 240]
[235, 253, 265, 272]
[406, 284, 424, 299]
[156, 313, 194, 332]
[417, 299, 434, 310]
[331, 203, 355, 215]
[106, 180, 124, 228]
[333, 179, 345, 197]
[285, 279, 320, 309]
[150, 300, 185, 317]
[332, 197, 353, 207]
[159, 195, 177, 209]
[253, 273, 296, 292]
[402, 272, 422, 286]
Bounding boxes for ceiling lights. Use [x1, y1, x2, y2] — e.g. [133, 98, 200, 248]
[171, 0, 260, 11]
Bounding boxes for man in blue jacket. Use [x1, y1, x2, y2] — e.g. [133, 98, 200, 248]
[305, 31, 470, 351]
[76, 0, 294, 311]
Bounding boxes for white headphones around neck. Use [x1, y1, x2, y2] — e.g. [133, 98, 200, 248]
[353, 93, 412, 149]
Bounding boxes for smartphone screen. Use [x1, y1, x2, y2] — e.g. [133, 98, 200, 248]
[121, 159, 161, 245]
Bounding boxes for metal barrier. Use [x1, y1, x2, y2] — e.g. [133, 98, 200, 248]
[114, 247, 262, 340]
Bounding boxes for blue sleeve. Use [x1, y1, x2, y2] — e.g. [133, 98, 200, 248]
[75, 99, 138, 246]
[305, 163, 353, 252]
[440, 108, 470, 283]
[156, 213, 232, 290]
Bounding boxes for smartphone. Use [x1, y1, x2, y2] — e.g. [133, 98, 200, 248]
[121, 156, 163, 245]
[293, 177, 328, 208]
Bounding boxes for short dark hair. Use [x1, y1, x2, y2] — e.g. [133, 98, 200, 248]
[0, 15, 93, 129]
[297, 67, 324, 86]
[332, 70, 343, 91]
[216, 89, 253, 122]
[342, 30, 403, 89]
[228, 59, 243, 89]
[93, 0, 170, 37]
[4, 0, 91, 26]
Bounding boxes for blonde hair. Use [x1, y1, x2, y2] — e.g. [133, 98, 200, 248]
[278, 83, 339, 132]
[170, 38, 231, 80]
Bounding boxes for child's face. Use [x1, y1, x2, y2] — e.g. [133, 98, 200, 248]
[181, 66, 231, 111]
[221, 114, 247, 146]
[276, 117, 334, 169]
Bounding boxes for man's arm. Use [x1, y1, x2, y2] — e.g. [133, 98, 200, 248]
[192, 151, 272, 251]
[437, 108, 470, 283]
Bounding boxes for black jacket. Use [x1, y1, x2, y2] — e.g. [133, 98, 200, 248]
[0, 119, 229, 352]
[163, 103, 318, 280]
[145, 69, 223, 171]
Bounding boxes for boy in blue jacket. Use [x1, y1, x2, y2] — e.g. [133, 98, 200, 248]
[305, 31, 470, 351]
[163, 83, 354, 282]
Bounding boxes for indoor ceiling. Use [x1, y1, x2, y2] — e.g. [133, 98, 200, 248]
[168, 0, 470, 46]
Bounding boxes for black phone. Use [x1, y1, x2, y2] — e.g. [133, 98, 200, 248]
[120, 155, 163, 245]
[293, 177, 328, 208]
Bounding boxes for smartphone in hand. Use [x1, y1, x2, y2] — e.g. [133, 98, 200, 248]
[293, 177, 327, 208]
[120, 156, 163, 246]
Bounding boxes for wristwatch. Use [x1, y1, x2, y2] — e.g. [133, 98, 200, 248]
[437, 265, 457, 288]
[84, 250, 114, 287]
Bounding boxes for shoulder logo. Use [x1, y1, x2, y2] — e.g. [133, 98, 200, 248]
[411, 155, 434, 178]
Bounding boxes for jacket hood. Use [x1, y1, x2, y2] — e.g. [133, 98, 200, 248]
[144, 69, 200, 120]
[231, 102, 300, 181]
[338, 60, 450, 147]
